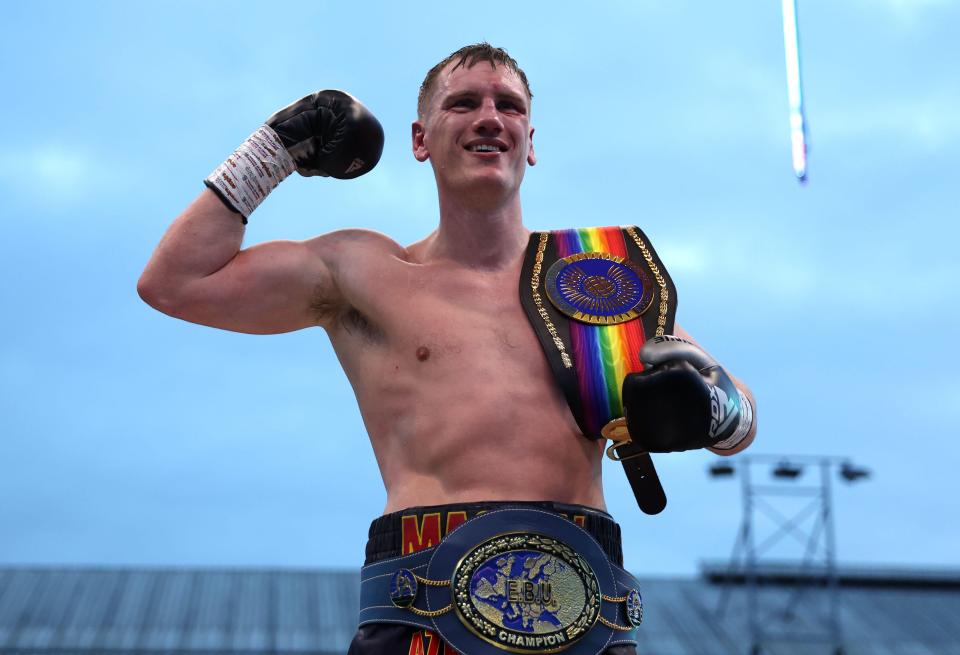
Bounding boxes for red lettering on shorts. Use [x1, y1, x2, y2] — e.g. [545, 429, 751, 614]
[401, 513, 442, 554]
[407, 630, 426, 655]
[426, 630, 441, 655]
[406, 630, 444, 655]
[445, 511, 467, 535]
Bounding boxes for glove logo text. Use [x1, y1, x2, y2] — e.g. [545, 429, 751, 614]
[709, 385, 738, 439]
[345, 158, 366, 174]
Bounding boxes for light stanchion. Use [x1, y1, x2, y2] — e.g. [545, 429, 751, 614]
[708, 455, 870, 655]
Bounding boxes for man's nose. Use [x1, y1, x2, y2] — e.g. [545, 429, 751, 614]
[473, 99, 503, 133]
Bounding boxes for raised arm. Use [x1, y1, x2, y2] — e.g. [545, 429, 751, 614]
[138, 190, 343, 333]
[137, 90, 384, 334]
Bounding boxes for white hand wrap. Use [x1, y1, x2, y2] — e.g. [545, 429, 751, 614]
[205, 125, 297, 220]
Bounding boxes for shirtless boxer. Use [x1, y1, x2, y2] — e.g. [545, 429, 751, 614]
[139, 44, 755, 655]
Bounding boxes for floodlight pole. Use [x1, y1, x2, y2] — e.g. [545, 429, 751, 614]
[743, 458, 759, 649]
[711, 455, 865, 655]
[822, 460, 842, 651]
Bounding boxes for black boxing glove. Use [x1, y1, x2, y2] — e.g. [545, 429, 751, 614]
[265, 90, 384, 179]
[621, 335, 754, 453]
[204, 90, 384, 221]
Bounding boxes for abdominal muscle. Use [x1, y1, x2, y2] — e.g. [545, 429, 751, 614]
[368, 384, 608, 514]
[325, 242, 612, 516]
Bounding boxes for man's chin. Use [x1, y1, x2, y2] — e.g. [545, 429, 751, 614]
[449, 169, 524, 194]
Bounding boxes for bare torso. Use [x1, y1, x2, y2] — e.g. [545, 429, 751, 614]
[324, 229, 607, 513]
[138, 62, 754, 522]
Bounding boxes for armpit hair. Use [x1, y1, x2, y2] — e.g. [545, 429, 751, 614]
[309, 284, 340, 326]
[308, 281, 384, 343]
[339, 307, 385, 344]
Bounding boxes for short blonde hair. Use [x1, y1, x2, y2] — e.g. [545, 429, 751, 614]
[417, 43, 533, 120]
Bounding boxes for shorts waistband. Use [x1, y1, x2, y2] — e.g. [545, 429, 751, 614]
[364, 500, 623, 565]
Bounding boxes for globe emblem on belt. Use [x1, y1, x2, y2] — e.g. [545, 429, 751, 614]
[545, 252, 654, 325]
[452, 532, 601, 653]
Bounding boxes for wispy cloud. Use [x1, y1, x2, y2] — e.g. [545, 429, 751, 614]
[0, 145, 128, 206]
[870, 0, 955, 24]
[630, 51, 787, 150]
[816, 87, 960, 150]
[659, 231, 958, 310]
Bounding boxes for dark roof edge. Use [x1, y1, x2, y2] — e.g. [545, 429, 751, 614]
[0, 563, 358, 575]
[699, 560, 960, 590]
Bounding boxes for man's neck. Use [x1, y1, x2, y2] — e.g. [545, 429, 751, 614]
[422, 191, 530, 270]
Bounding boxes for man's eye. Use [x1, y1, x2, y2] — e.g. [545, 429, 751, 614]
[452, 99, 476, 108]
[498, 101, 523, 113]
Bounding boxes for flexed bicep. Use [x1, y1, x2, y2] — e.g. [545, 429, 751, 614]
[148, 235, 342, 335]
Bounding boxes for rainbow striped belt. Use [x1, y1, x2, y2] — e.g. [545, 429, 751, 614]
[519, 226, 677, 514]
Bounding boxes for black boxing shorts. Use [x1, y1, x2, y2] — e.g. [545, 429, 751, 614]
[347, 501, 642, 655]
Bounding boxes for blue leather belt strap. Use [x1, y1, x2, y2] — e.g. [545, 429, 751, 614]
[359, 509, 642, 655]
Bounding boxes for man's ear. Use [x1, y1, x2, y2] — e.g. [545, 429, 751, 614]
[412, 121, 430, 162]
[527, 127, 537, 166]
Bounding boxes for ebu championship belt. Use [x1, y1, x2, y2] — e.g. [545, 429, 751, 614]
[519, 226, 677, 515]
[359, 509, 643, 655]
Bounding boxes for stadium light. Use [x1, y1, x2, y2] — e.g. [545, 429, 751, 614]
[839, 461, 870, 483]
[772, 460, 804, 479]
[708, 462, 736, 477]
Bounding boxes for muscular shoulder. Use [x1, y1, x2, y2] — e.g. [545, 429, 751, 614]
[304, 228, 409, 329]
[304, 228, 407, 265]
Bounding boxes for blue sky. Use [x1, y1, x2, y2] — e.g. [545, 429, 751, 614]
[1, 0, 957, 575]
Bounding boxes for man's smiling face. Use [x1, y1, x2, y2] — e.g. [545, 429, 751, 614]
[413, 61, 536, 199]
